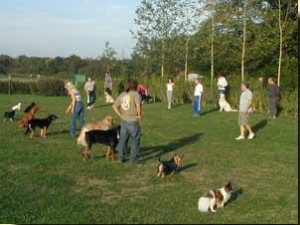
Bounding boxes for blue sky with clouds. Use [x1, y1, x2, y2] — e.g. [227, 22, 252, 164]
[0, 0, 138, 58]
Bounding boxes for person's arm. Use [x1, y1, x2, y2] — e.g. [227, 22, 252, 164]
[112, 104, 122, 119]
[84, 83, 89, 95]
[245, 93, 253, 113]
[65, 91, 76, 114]
[136, 103, 142, 124]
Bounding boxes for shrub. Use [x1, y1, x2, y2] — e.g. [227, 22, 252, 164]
[36, 78, 66, 96]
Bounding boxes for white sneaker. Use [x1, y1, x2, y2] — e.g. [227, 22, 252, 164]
[248, 132, 255, 139]
[235, 135, 245, 140]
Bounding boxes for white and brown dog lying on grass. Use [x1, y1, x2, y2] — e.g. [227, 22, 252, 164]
[198, 182, 233, 213]
[219, 94, 237, 112]
[77, 116, 115, 147]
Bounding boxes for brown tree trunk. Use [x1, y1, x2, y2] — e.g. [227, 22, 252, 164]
[241, 0, 248, 82]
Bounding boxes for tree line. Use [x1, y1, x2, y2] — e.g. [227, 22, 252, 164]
[0, 0, 297, 90]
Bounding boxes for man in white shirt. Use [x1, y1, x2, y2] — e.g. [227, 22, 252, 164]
[193, 78, 203, 117]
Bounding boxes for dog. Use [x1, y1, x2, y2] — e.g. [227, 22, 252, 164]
[12, 102, 22, 111]
[218, 94, 237, 112]
[198, 182, 233, 213]
[157, 153, 184, 177]
[26, 114, 58, 138]
[77, 116, 115, 146]
[104, 92, 115, 103]
[82, 125, 121, 161]
[24, 102, 36, 113]
[19, 105, 39, 129]
[3, 102, 22, 121]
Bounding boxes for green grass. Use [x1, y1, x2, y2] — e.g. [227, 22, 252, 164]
[0, 94, 298, 224]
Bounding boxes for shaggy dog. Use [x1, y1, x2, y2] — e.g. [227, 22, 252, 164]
[198, 182, 233, 213]
[77, 116, 115, 146]
[157, 154, 184, 177]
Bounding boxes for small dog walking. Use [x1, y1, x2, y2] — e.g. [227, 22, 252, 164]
[198, 182, 233, 213]
[26, 114, 58, 138]
[157, 153, 184, 177]
[3, 102, 21, 121]
[82, 125, 121, 161]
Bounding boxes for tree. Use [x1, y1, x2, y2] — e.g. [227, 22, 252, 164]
[241, 0, 248, 82]
[134, 0, 181, 78]
[100, 41, 117, 73]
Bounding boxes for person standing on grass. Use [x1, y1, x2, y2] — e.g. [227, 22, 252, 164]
[166, 78, 174, 109]
[216, 72, 228, 108]
[84, 77, 96, 110]
[268, 77, 280, 119]
[113, 79, 142, 163]
[64, 82, 85, 137]
[104, 72, 113, 95]
[235, 83, 255, 140]
[193, 78, 203, 117]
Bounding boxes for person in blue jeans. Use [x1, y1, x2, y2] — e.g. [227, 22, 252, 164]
[113, 79, 142, 163]
[193, 78, 203, 117]
[65, 82, 85, 137]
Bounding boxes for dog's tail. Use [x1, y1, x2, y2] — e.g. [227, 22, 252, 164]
[77, 127, 88, 146]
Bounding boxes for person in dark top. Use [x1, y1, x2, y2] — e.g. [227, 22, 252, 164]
[268, 77, 280, 119]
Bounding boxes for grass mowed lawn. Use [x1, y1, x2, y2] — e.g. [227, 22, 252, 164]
[0, 94, 297, 224]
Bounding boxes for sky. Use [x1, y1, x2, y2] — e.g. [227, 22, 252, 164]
[0, 0, 138, 59]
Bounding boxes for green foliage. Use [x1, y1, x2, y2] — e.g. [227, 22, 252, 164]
[0, 94, 297, 223]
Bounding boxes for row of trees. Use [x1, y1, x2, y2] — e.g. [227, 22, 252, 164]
[132, 0, 297, 88]
[0, 0, 297, 89]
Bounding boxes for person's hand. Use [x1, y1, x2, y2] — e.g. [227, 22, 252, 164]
[65, 107, 71, 114]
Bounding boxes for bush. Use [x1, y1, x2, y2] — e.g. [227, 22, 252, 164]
[36, 78, 66, 96]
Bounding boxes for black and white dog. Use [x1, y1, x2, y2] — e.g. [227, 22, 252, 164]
[3, 102, 21, 121]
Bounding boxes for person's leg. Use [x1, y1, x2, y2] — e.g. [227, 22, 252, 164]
[236, 113, 245, 139]
[70, 108, 78, 137]
[193, 96, 200, 116]
[270, 98, 277, 118]
[240, 126, 245, 136]
[116, 122, 130, 162]
[128, 122, 141, 163]
[78, 103, 85, 127]
[198, 95, 202, 114]
[167, 91, 172, 108]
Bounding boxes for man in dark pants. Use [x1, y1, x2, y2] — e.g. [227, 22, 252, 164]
[268, 77, 280, 119]
[113, 79, 142, 163]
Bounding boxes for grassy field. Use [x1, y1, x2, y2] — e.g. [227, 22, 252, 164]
[0, 94, 298, 224]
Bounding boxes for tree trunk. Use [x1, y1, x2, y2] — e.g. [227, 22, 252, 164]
[184, 38, 189, 81]
[278, 0, 282, 87]
[210, 15, 215, 89]
[161, 39, 165, 78]
[241, 0, 248, 82]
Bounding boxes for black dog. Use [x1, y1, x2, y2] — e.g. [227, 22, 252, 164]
[3, 110, 16, 122]
[26, 114, 58, 138]
[24, 102, 36, 113]
[83, 125, 121, 161]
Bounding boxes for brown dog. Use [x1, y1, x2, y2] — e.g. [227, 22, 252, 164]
[19, 106, 39, 129]
[77, 116, 115, 146]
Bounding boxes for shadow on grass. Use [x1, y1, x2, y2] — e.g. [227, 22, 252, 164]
[252, 119, 267, 133]
[141, 133, 203, 162]
[178, 163, 198, 172]
[228, 188, 243, 205]
[47, 130, 70, 136]
[201, 108, 218, 116]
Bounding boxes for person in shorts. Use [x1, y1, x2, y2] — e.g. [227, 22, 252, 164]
[235, 83, 255, 140]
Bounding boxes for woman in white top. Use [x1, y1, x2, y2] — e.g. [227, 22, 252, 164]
[193, 78, 203, 117]
[166, 78, 174, 109]
[64, 82, 85, 137]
